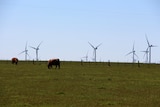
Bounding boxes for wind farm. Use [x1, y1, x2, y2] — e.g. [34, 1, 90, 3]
[10, 35, 159, 64]
[1, 0, 160, 106]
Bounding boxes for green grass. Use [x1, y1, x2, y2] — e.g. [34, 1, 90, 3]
[0, 61, 160, 107]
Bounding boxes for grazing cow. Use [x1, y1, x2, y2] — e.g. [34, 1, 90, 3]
[48, 59, 60, 69]
[12, 57, 18, 65]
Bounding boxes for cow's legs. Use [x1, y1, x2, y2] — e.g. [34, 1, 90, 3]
[58, 64, 60, 69]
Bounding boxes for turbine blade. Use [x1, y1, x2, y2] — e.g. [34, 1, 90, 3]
[141, 50, 147, 58]
[146, 47, 149, 52]
[19, 51, 25, 55]
[25, 42, 28, 50]
[27, 53, 30, 57]
[141, 51, 146, 53]
[132, 42, 135, 51]
[37, 41, 43, 48]
[126, 52, 133, 56]
[96, 43, 102, 48]
[30, 46, 36, 50]
[145, 34, 150, 46]
[88, 42, 95, 49]
[134, 53, 139, 58]
[143, 53, 146, 59]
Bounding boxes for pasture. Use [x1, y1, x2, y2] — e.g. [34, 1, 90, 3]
[0, 61, 160, 107]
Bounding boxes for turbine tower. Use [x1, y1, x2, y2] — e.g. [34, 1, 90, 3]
[126, 42, 138, 63]
[145, 35, 157, 63]
[88, 42, 102, 62]
[19, 42, 29, 60]
[30, 41, 42, 61]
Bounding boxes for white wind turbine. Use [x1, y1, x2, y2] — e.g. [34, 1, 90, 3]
[19, 42, 29, 60]
[88, 42, 102, 62]
[30, 41, 42, 61]
[82, 51, 88, 62]
[126, 42, 138, 63]
[145, 35, 157, 63]
[141, 48, 149, 63]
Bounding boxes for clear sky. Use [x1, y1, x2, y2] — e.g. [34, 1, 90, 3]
[0, 0, 160, 63]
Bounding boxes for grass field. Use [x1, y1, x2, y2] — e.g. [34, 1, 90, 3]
[0, 61, 160, 107]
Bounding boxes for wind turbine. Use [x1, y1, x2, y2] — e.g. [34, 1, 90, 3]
[145, 35, 157, 63]
[141, 48, 149, 63]
[82, 51, 88, 62]
[88, 42, 102, 62]
[126, 42, 138, 63]
[19, 42, 29, 60]
[30, 41, 42, 61]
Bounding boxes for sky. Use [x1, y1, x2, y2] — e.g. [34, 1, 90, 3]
[0, 0, 160, 63]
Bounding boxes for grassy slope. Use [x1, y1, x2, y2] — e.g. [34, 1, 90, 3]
[0, 61, 160, 107]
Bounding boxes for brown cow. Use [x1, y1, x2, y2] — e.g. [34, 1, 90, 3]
[48, 59, 60, 69]
[12, 57, 18, 65]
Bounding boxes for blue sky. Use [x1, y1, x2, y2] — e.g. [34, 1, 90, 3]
[0, 0, 160, 62]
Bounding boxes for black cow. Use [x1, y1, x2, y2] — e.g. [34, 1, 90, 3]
[48, 59, 60, 69]
[12, 57, 18, 65]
